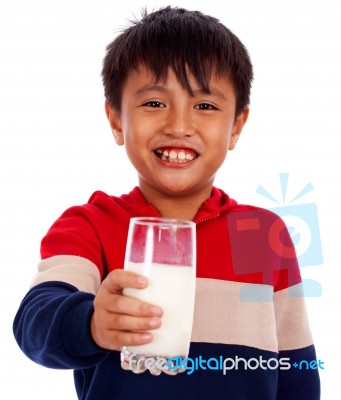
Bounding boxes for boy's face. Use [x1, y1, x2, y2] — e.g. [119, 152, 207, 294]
[106, 66, 248, 199]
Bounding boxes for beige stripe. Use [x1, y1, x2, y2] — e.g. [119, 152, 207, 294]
[191, 279, 278, 352]
[30, 255, 101, 295]
[191, 279, 314, 352]
[274, 283, 313, 351]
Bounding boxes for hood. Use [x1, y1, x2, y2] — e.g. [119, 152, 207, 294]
[89, 186, 238, 224]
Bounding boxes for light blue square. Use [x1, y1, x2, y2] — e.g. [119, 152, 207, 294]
[269, 203, 323, 267]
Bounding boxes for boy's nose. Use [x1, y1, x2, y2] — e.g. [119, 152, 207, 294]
[162, 108, 196, 137]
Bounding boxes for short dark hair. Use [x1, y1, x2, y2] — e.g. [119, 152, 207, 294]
[102, 6, 253, 117]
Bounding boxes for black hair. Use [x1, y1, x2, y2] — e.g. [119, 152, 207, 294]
[102, 6, 253, 116]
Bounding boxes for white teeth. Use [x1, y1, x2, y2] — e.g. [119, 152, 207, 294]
[178, 151, 186, 160]
[169, 150, 178, 160]
[155, 148, 197, 163]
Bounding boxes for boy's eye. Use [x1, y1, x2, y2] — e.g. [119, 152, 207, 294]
[142, 101, 165, 108]
[195, 103, 218, 111]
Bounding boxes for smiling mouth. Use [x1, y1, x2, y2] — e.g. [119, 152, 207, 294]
[154, 147, 199, 163]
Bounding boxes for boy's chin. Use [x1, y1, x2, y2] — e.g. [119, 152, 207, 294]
[152, 179, 212, 198]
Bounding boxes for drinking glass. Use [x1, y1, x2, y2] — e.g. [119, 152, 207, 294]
[120, 217, 196, 375]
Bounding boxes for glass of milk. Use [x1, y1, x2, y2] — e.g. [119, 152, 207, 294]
[120, 217, 196, 376]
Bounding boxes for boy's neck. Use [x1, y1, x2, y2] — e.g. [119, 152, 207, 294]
[138, 183, 213, 221]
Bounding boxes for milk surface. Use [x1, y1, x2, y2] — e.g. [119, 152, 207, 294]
[123, 262, 196, 357]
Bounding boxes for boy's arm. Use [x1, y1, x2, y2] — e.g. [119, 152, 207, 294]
[274, 282, 321, 399]
[13, 280, 108, 369]
[13, 203, 109, 369]
[229, 207, 321, 397]
[13, 205, 162, 369]
[13, 257, 162, 369]
[271, 213, 321, 400]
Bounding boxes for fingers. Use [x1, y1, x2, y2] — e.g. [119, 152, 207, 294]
[103, 269, 148, 294]
[97, 269, 163, 318]
[99, 330, 154, 351]
[94, 314, 162, 350]
[91, 269, 163, 351]
[109, 313, 162, 332]
[102, 292, 163, 318]
[91, 314, 156, 351]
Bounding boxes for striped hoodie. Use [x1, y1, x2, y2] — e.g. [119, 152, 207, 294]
[13, 186, 320, 399]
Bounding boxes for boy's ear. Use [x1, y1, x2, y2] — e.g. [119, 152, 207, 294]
[229, 107, 249, 150]
[105, 101, 124, 146]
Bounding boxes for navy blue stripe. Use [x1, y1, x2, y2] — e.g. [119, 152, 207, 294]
[277, 345, 321, 400]
[13, 282, 108, 369]
[76, 343, 320, 399]
[14, 282, 320, 399]
[77, 344, 279, 400]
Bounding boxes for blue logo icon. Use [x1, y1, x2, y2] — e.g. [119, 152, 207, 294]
[256, 173, 323, 297]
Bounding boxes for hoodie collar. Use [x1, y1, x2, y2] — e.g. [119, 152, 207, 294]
[193, 186, 237, 223]
[123, 186, 237, 224]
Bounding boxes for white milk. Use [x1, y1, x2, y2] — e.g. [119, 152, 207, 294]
[123, 262, 196, 357]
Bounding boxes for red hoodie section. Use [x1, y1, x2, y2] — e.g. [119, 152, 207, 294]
[41, 186, 301, 291]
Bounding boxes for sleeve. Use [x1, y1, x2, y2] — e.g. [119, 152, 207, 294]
[40, 205, 105, 275]
[13, 205, 109, 369]
[13, 281, 109, 369]
[274, 284, 321, 399]
[227, 206, 320, 397]
[272, 216, 321, 399]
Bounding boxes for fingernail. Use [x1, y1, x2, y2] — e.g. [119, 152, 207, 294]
[149, 318, 161, 328]
[151, 306, 163, 317]
[137, 276, 147, 287]
[140, 333, 152, 342]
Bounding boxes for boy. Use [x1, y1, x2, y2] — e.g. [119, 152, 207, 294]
[13, 6, 320, 399]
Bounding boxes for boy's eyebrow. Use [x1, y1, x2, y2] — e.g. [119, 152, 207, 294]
[135, 84, 227, 100]
[135, 85, 168, 96]
[192, 88, 227, 100]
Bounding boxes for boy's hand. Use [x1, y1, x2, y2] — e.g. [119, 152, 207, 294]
[90, 269, 163, 351]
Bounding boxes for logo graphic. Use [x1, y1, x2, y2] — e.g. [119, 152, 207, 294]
[124, 352, 324, 375]
[257, 173, 323, 297]
[256, 173, 323, 268]
[228, 173, 323, 300]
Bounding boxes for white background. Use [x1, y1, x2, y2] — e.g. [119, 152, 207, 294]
[0, 0, 339, 398]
